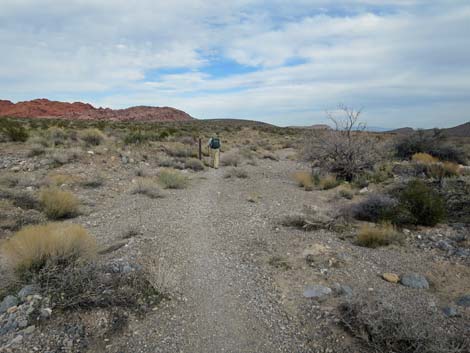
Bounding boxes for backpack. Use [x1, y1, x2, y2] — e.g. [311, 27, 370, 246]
[210, 137, 220, 149]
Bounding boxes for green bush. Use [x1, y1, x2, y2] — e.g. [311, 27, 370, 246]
[0, 119, 29, 142]
[395, 180, 446, 226]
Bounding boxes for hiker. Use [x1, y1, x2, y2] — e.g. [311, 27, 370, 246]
[208, 135, 221, 169]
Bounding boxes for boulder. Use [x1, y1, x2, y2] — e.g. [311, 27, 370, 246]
[0, 295, 18, 314]
[303, 285, 332, 300]
[456, 294, 470, 308]
[400, 273, 429, 289]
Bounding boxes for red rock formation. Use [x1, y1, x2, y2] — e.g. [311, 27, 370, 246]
[0, 98, 195, 122]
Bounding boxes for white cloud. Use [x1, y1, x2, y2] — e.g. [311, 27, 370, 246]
[0, 0, 469, 128]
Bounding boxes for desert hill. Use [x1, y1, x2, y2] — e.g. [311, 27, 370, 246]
[0, 98, 194, 122]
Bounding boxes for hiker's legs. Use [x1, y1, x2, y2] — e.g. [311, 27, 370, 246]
[214, 149, 220, 169]
[210, 148, 214, 167]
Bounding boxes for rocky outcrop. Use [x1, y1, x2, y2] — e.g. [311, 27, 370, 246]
[0, 98, 195, 122]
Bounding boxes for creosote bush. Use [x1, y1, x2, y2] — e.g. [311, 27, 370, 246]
[39, 187, 80, 219]
[395, 179, 446, 226]
[356, 223, 404, 248]
[1, 223, 96, 275]
[0, 119, 29, 142]
[158, 169, 188, 189]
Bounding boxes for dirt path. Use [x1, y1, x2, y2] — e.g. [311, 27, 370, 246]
[102, 164, 310, 353]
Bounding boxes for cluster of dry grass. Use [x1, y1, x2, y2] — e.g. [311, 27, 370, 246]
[39, 187, 80, 219]
[1, 223, 96, 274]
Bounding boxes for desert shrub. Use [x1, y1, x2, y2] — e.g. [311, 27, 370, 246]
[423, 162, 461, 179]
[167, 143, 195, 158]
[338, 187, 354, 200]
[356, 223, 404, 248]
[340, 298, 469, 353]
[395, 129, 466, 164]
[281, 206, 333, 231]
[79, 128, 105, 146]
[293, 171, 313, 190]
[319, 175, 340, 190]
[131, 179, 165, 198]
[27, 143, 46, 157]
[412, 152, 439, 164]
[0, 188, 39, 209]
[268, 256, 291, 270]
[34, 262, 162, 310]
[185, 158, 204, 171]
[81, 174, 104, 188]
[0, 119, 29, 142]
[1, 223, 96, 275]
[158, 169, 188, 189]
[45, 174, 78, 187]
[124, 130, 149, 144]
[395, 180, 446, 226]
[304, 106, 382, 181]
[47, 127, 68, 146]
[224, 168, 248, 179]
[221, 152, 240, 167]
[261, 151, 279, 161]
[428, 144, 467, 164]
[49, 148, 81, 165]
[352, 194, 399, 223]
[39, 188, 79, 219]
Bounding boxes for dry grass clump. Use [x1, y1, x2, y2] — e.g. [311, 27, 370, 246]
[39, 187, 80, 219]
[0, 188, 39, 209]
[49, 148, 81, 165]
[224, 168, 248, 179]
[131, 179, 165, 198]
[79, 128, 105, 146]
[185, 158, 205, 171]
[81, 174, 104, 188]
[45, 173, 78, 187]
[338, 185, 354, 199]
[261, 151, 279, 161]
[412, 152, 439, 164]
[293, 171, 313, 190]
[158, 169, 188, 189]
[1, 223, 96, 274]
[356, 223, 404, 248]
[221, 152, 240, 167]
[319, 174, 340, 190]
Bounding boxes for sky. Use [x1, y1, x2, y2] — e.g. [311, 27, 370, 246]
[1, 0, 469, 128]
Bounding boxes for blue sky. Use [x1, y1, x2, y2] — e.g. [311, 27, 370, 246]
[1, 0, 469, 128]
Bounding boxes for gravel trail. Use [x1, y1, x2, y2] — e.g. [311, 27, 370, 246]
[105, 165, 310, 353]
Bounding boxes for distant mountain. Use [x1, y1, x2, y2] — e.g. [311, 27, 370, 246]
[0, 98, 195, 122]
[385, 122, 470, 137]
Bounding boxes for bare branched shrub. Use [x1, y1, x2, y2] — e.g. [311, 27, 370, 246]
[304, 105, 382, 181]
[340, 297, 469, 353]
[34, 262, 162, 310]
